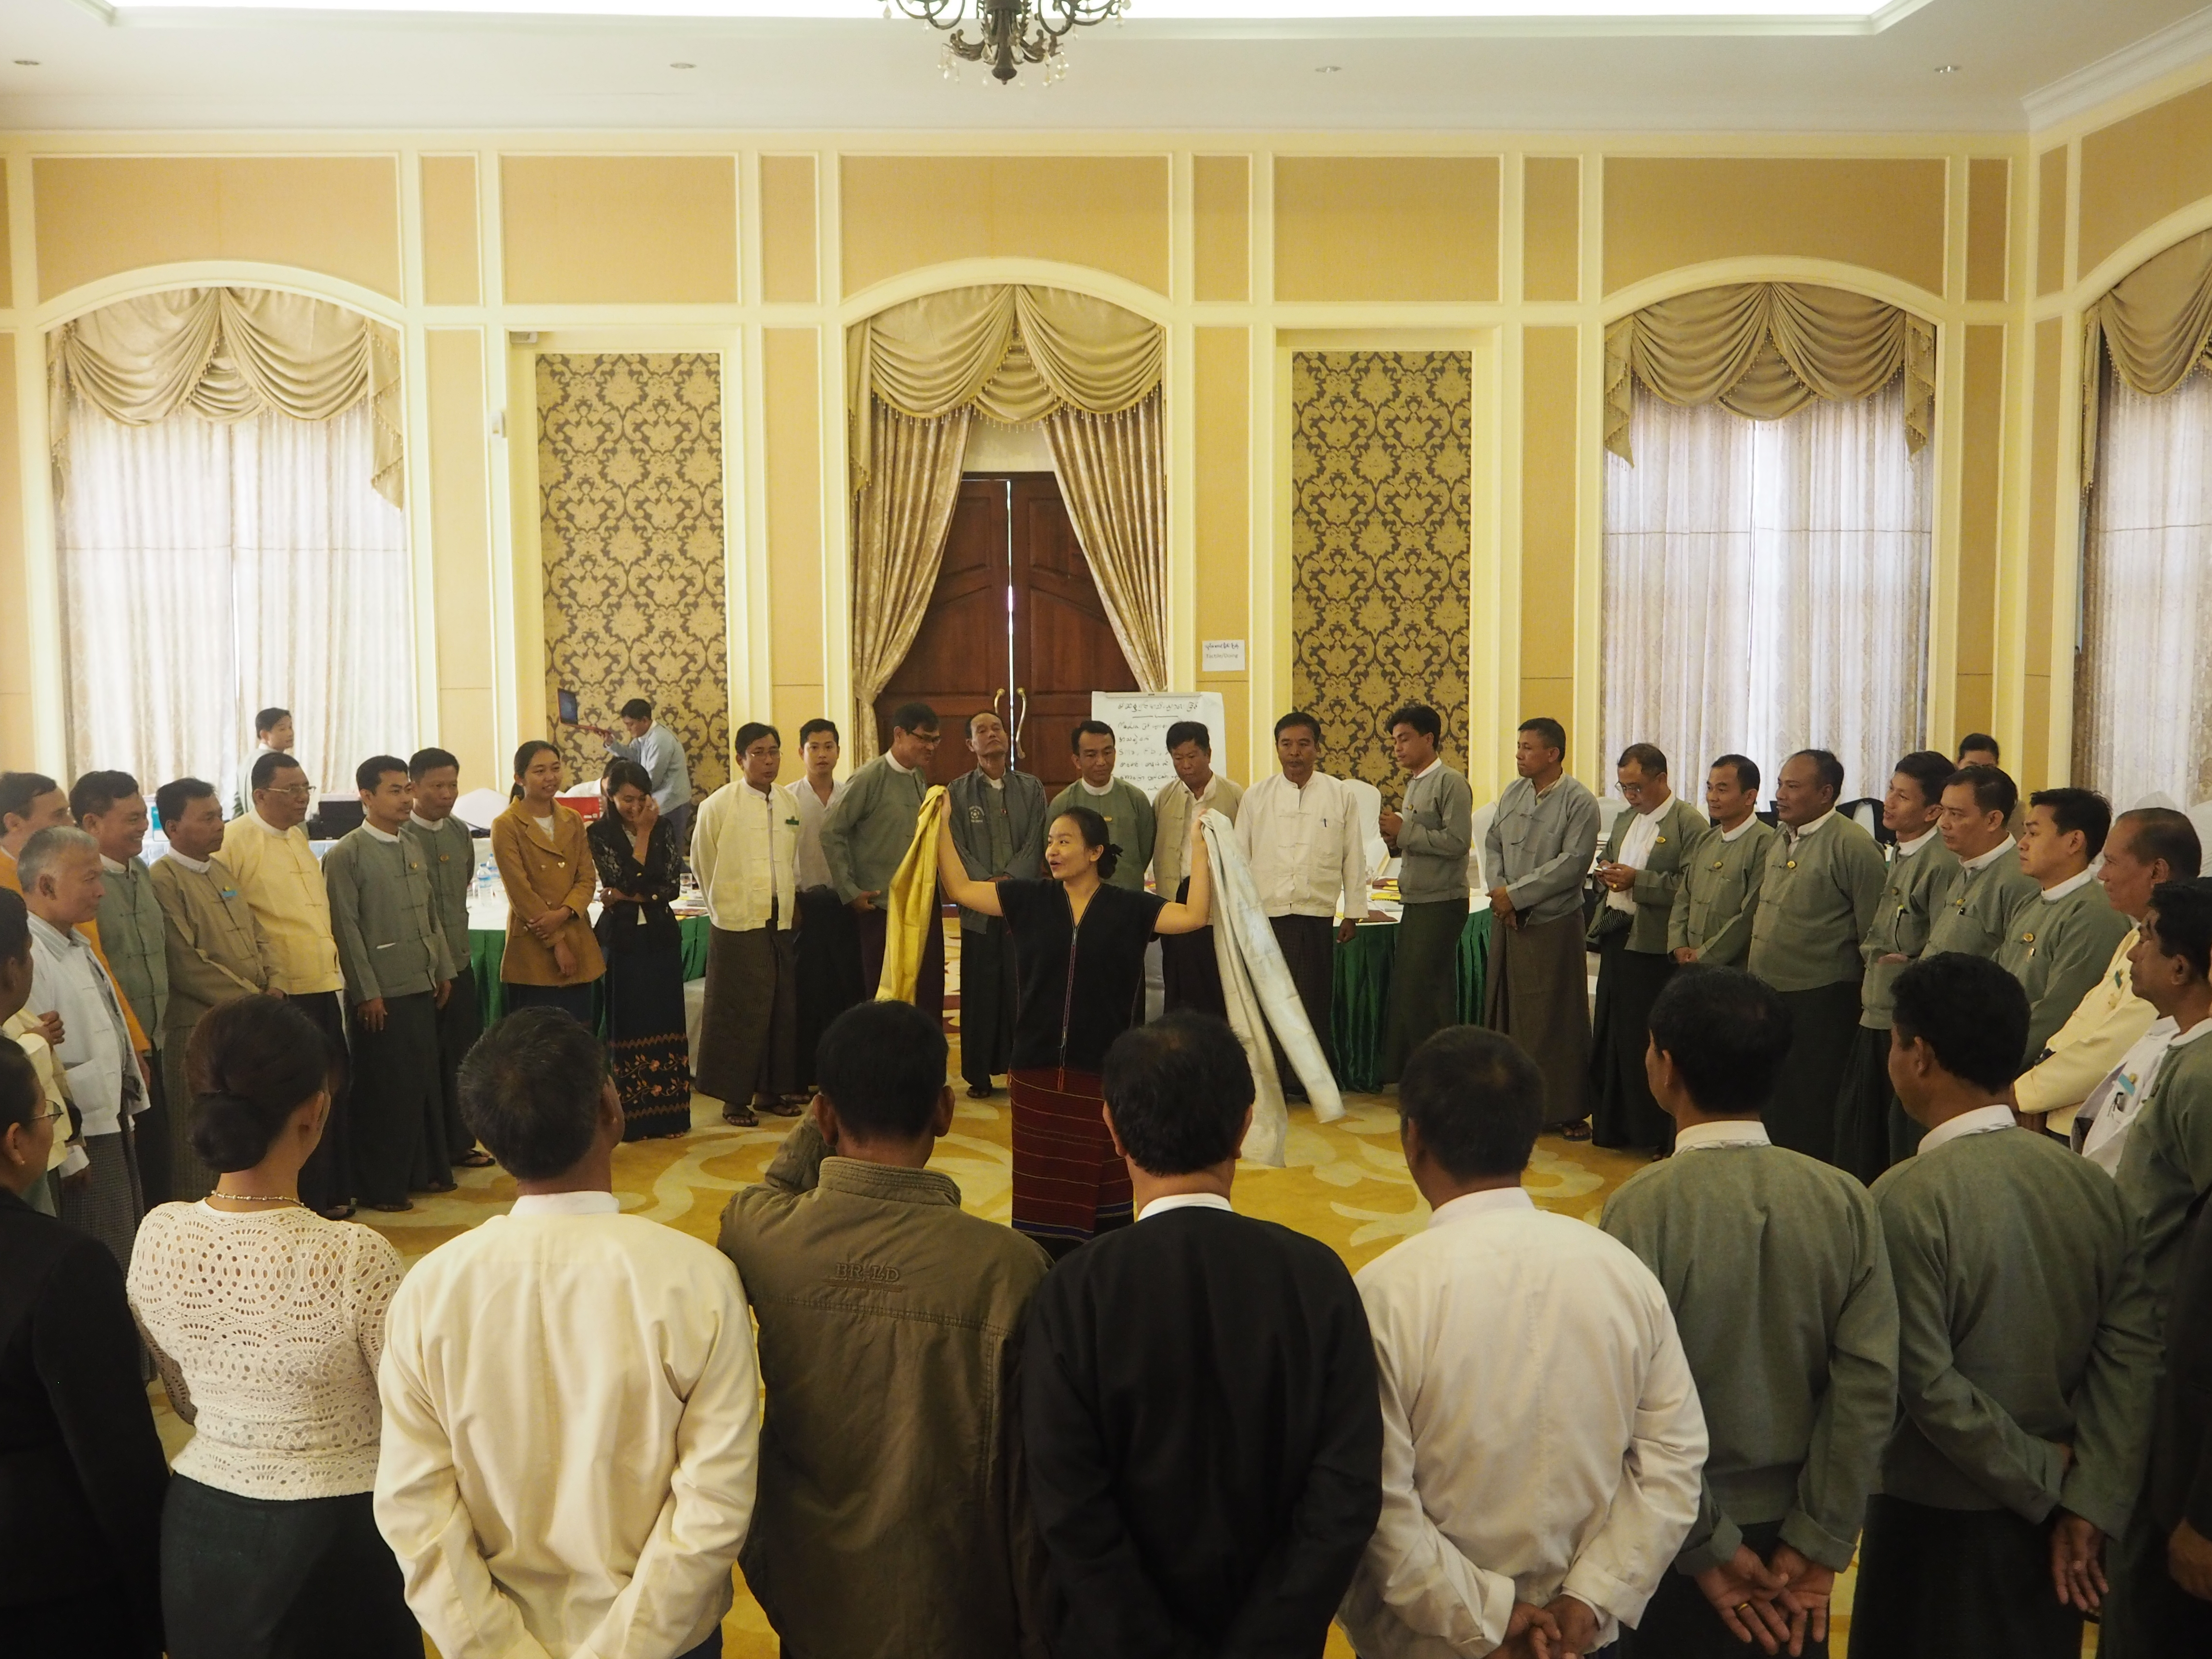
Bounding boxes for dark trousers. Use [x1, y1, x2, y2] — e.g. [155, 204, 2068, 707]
[1622, 1521, 1825, 1659]
[857, 900, 945, 1024]
[1852, 1493, 2081, 1659]
[1834, 1022, 1901, 1183]
[1267, 914, 1337, 1096]
[347, 990, 446, 1206]
[132, 1056, 172, 1210]
[8, 1578, 159, 1659]
[1161, 875, 1228, 1019]
[960, 919, 1018, 1090]
[289, 990, 353, 1212]
[502, 981, 598, 1024]
[793, 887, 866, 1087]
[1384, 896, 1469, 1084]
[1767, 980, 1863, 1164]
[1589, 928, 1676, 1151]
[433, 964, 484, 1160]
[2102, 1491, 2212, 1657]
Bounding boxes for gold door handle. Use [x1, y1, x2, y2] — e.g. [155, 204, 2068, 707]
[1013, 686, 1028, 758]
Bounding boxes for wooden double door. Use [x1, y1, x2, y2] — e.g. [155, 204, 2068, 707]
[875, 473, 1136, 793]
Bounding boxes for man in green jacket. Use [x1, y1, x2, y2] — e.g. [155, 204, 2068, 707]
[1047, 721, 1155, 897]
[1746, 750, 1887, 1162]
[1587, 743, 1707, 1153]
[1858, 953, 2158, 1659]
[1669, 754, 1775, 969]
[1926, 765, 2039, 960]
[73, 770, 172, 1206]
[1603, 966, 1897, 1658]
[1999, 788, 2135, 1073]
[821, 702, 942, 1019]
[1835, 751, 1962, 1184]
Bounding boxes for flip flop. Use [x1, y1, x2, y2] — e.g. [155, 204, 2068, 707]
[1559, 1120, 1593, 1142]
[722, 1105, 759, 1128]
[454, 1149, 496, 1169]
[319, 1203, 357, 1221]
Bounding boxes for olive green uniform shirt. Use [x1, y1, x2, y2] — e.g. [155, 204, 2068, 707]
[820, 755, 932, 911]
[1746, 813, 1887, 993]
[1589, 795, 1709, 956]
[322, 828, 456, 1004]
[1858, 832, 1963, 1030]
[2114, 1023, 2212, 1324]
[1047, 778, 1156, 896]
[1995, 874, 2136, 1063]
[1923, 842, 2039, 960]
[1667, 818, 1776, 967]
[94, 854, 169, 1048]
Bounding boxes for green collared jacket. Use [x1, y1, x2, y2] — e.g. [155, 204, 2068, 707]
[1858, 835, 1964, 1030]
[1747, 813, 1887, 993]
[1667, 818, 1777, 967]
[1588, 794, 1709, 956]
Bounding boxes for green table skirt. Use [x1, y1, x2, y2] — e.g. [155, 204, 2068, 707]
[1330, 908, 1493, 1094]
[467, 916, 712, 1027]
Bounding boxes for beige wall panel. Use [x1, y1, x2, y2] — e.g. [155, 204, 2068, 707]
[1957, 325, 2005, 729]
[0, 335, 26, 770]
[1966, 158, 2009, 304]
[1194, 326, 1250, 768]
[1522, 156, 1582, 303]
[2079, 80, 2212, 279]
[1275, 157, 1501, 303]
[1954, 675, 1993, 739]
[34, 156, 402, 301]
[1517, 677, 1575, 732]
[764, 328, 825, 694]
[436, 690, 497, 794]
[501, 156, 738, 305]
[772, 685, 828, 782]
[420, 156, 481, 308]
[760, 155, 819, 306]
[2036, 149, 2068, 297]
[2026, 319, 2061, 683]
[1601, 157, 1946, 297]
[0, 172, 11, 310]
[1192, 155, 1251, 304]
[426, 329, 491, 696]
[2023, 675, 2052, 791]
[839, 156, 1170, 298]
[1520, 327, 1578, 695]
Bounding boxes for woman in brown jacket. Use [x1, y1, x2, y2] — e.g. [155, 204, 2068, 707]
[490, 740, 605, 1025]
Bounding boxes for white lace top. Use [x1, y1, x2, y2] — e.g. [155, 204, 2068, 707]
[127, 1201, 407, 1499]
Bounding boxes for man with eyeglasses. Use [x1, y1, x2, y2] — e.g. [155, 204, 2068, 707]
[1, 886, 85, 1215]
[220, 751, 354, 1218]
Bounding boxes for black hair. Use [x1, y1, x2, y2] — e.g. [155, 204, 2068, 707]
[1165, 720, 1211, 754]
[154, 778, 216, 832]
[1070, 719, 1116, 754]
[69, 770, 139, 823]
[2115, 808, 2204, 881]
[2145, 880, 2212, 984]
[250, 751, 303, 794]
[1944, 763, 2018, 821]
[1789, 748, 1846, 798]
[1388, 704, 1443, 743]
[816, 1000, 949, 1141]
[0, 1044, 39, 1139]
[1891, 953, 2030, 1095]
[1274, 710, 1322, 744]
[1518, 717, 1566, 757]
[1957, 732, 2000, 762]
[1100, 1011, 1254, 1175]
[965, 708, 1006, 739]
[355, 755, 409, 793]
[735, 722, 781, 757]
[253, 707, 290, 736]
[509, 739, 559, 802]
[1891, 750, 1955, 809]
[798, 718, 840, 746]
[0, 888, 27, 969]
[0, 772, 61, 827]
[890, 702, 939, 736]
[1647, 968, 1793, 1115]
[2028, 787, 2114, 860]
[1052, 806, 1121, 883]
[1397, 1025, 1545, 1179]
[459, 1007, 607, 1180]
[409, 747, 459, 781]
[603, 757, 654, 798]
[620, 697, 654, 721]
[1616, 742, 1668, 777]
[184, 994, 335, 1172]
[1711, 754, 1760, 793]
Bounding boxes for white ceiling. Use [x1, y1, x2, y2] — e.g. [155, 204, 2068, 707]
[0, 0, 2204, 132]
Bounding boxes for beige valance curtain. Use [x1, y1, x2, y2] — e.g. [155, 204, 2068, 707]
[2081, 228, 2212, 488]
[50, 286, 404, 508]
[1605, 283, 1935, 465]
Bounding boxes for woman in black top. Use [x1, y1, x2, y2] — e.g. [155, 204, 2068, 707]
[937, 799, 1213, 1252]
[589, 759, 692, 1140]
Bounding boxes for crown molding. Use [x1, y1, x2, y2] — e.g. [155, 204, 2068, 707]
[2023, 5, 2212, 133]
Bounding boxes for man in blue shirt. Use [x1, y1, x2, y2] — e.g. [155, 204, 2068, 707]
[597, 698, 694, 856]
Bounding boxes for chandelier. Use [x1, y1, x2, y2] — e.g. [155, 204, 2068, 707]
[889, 0, 1129, 85]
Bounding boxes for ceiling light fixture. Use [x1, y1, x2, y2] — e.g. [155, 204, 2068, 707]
[892, 0, 1127, 85]
[1934, 63, 1959, 73]
[1315, 63, 1340, 72]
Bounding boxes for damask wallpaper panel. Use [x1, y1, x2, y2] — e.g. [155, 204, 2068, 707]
[1290, 351, 1473, 801]
[538, 353, 729, 801]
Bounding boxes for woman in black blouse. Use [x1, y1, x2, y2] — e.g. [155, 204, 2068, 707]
[589, 759, 692, 1140]
[937, 800, 1212, 1254]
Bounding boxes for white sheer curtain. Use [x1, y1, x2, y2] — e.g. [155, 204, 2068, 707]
[1601, 378, 1933, 802]
[2077, 368, 2212, 806]
[57, 397, 414, 793]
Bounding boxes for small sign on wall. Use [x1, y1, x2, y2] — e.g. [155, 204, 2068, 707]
[1201, 638, 1247, 673]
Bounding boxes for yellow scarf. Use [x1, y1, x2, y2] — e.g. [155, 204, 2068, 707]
[875, 785, 949, 1004]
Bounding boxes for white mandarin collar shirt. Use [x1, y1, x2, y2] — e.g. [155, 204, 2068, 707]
[166, 849, 213, 875]
[363, 822, 402, 845]
[1894, 827, 1937, 858]
[1719, 817, 1758, 843]
[26, 912, 141, 1138]
[692, 780, 798, 933]
[885, 753, 915, 776]
[1136, 1192, 1235, 1222]
[1917, 1103, 2018, 1153]
[1607, 801, 1669, 915]
[1785, 809, 1837, 848]
[1672, 1118, 1771, 1151]
[1235, 771, 1369, 921]
[1960, 839, 2017, 877]
[787, 776, 848, 894]
[1078, 777, 1115, 797]
[509, 1190, 623, 1217]
[1340, 1193, 1705, 1659]
[2041, 866, 2097, 903]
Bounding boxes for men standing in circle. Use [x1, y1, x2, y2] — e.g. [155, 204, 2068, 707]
[592, 697, 695, 858]
[1481, 717, 1602, 1136]
[1669, 755, 1774, 968]
[1746, 749, 1887, 1162]
[1999, 789, 2135, 1078]
[694, 723, 803, 1127]
[935, 798, 1212, 1255]
[787, 718, 862, 1094]
[946, 708, 1046, 1101]
[1378, 705, 1473, 1085]
[324, 756, 455, 1213]
[822, 702, 945, 1021]
[1049, 721, 1156, 897]
[1587, 742, 1704, 1152]
[74, 771, 172, 1207]
[1153, 720, 1242, 1018]
[1239, 710, 1370, 1095]
[1835, 750, 1963, 1183]
[230, 706, 307, 819]
[402, 748, 495, 1175]
[223, 750, 354, 1217]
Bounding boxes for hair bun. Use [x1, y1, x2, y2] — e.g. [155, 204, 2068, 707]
[1097, 841, 1124, 882]
[190, 1087, 284, 1174]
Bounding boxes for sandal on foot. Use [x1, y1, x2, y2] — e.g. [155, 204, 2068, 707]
[368, 1200, 415, 1214]
[319, 1203, 357, 1221]
[721, 1105, 759, 1128]
[454, 1149, 496, 1169]
[1559, 1120, 1593, 1142]
[966, 1083, 995, 1100]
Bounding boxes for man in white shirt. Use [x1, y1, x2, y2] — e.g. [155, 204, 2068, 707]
[596, 697, 695, 857]
[375, 1006, 761, 1659]
[1237, 711, 1370, 1094]
[785, 719, 864, 1097]
[1153, 720, 1242, 1019]
[21, 826, 148, 1272]
[1342, 1024, 1706, 1659]
[692, 722, 802, 1126]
